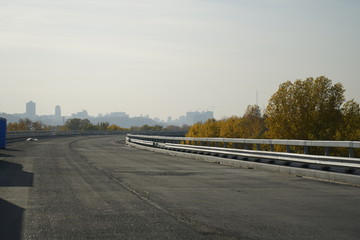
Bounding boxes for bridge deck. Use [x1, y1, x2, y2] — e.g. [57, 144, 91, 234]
[1, 136, 359, 239]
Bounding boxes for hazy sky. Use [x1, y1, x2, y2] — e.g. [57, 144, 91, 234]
[1, 0, 359, 120]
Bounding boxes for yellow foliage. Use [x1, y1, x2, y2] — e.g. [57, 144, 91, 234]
[335, 99, 360, 141]
[186, 105, 266, 141]
[265, 76, 345, 140]
[107, 124, 128, 131]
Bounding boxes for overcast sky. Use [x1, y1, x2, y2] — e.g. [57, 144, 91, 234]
[1, 0, 359, 120]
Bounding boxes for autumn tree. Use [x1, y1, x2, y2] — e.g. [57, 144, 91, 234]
[241, 105, 266, 138]
[186, 122, 203, 138]
[219, 116, 242, 138]
[336, 99, 360, 141]
[139, 124, 163, 131]
[7, 122, 24, 131]
[186, 119, 219, 137]
[165, 125, 190, 132]
[187, 105, 265, 140]
[7, 119, 48, 131]
[185, 119, 219, 145]
[199, 119, 221, 137]
[64, 118, 93, 130]
[218, 106, 265, 139]
[149, 125, 163, 131]
[32, 121, 47, 130]
[107, 124, 126, 131]
[96, 122, 110, 130]
[265, 76, 345, 140]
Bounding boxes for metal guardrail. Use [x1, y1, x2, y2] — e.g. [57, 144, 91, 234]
[127, 134, 360, 175]
[127, 134, 360, 157]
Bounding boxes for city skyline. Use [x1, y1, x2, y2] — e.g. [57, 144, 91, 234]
[1, 1, 359, 119]
[4, 100, 215, 120]
[0, 100, 214, 127]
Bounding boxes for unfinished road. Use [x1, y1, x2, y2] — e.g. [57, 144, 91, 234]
[1, 135, 359, 240]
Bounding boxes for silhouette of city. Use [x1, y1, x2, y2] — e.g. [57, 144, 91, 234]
[0, 101, 214, 128]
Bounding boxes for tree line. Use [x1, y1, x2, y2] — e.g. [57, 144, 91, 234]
[186, 76, 360, 142]
[7, 118, 125, 131]
[7, 118, 188, 132]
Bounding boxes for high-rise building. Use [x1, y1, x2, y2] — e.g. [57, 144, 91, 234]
[26, 101, 36, 119]
[55, 105, 61, 117]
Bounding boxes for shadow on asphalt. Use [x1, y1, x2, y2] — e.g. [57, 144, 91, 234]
[0, 198, 24, 240]
[0, 148, 24, 158]
[2, 148, 23, 152]
[0, 152, 13, 157]
[0, 160, 33, 187]
[0, 160, 32, 239]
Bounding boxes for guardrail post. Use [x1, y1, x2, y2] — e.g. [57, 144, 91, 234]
[0, 117, 6, 149]
[224, 142, 227, 148]
[324, 147, 330, 156]
[304, 146, 309, 154]
[270, 145, 274, 152]
[286, 145, 291, 153]
[256, 144, 261, 151]
[349, 147, 354, 158]
[244, 144, 248, 150]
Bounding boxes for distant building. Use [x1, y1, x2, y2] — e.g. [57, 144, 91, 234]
[153, 117, 161, 123]
[26, 101, 36, 119]
[170, 111, 214, 126]
[55, 105, 61, 117]
[107, 112, 128, 118]
[71, 110, 89, 119]
[185, 111, 213, 125]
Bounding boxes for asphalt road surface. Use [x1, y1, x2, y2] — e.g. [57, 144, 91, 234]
[0, 135, 359, 240]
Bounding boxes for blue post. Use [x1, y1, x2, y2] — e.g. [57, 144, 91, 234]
[0, 117, 6, 149]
